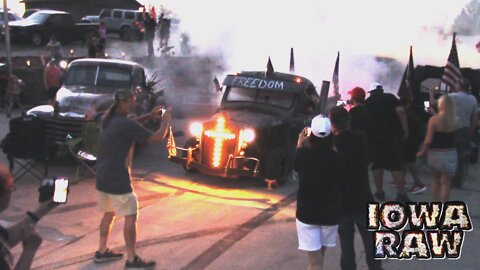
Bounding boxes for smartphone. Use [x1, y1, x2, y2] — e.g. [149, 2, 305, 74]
[424, 101, 430, 112]
[304, 127, 312, 137]
[53, 178, 69, 204]
[336, 100, 347, 106]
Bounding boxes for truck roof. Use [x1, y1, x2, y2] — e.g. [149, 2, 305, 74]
[33, 10, 69, 15]
[68, 58, 144, 69]
[223, 71, 315, 94]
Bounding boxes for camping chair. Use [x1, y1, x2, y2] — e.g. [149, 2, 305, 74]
[1, 115, 49, 183]
[65, 121, 100, 183]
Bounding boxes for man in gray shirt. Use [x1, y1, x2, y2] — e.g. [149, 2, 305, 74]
[94, 89, 171, 270]
[448, 78, 478, 187]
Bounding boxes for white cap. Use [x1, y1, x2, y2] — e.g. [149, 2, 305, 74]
[369, 82, 384, 93]
[310, 115, 332, 138]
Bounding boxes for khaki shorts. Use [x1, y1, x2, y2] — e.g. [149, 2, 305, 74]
[97, 191, 138, 216]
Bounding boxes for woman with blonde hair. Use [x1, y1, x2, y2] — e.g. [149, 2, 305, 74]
[417, 95, 458, 202]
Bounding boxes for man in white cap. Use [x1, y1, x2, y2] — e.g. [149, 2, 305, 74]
[294, 115, 346, 270]
[365, 83, 410, 202]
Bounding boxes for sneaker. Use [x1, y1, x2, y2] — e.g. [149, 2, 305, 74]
[395, 193, 412, 203]
[374, 191, 385, 201]
[125, 256, 156, 270]
[94, 249, 124, 263]
[408, 185, 427, 194]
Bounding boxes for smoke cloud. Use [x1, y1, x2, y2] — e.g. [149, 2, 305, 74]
[141, 0, 478, 97]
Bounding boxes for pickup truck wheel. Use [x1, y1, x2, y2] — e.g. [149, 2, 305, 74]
[31, 33, 43, 46]
[182, 137, 198, 173]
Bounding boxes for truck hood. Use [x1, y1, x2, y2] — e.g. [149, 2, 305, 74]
[56, 86, 115, 115]
[9, 20, 38, 27]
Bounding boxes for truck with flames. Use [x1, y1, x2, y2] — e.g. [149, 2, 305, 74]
[168, 71, 320, 185]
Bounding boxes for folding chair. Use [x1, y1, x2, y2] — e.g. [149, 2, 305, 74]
[65, 121, 100, 183]
[1, 116, 49, 183]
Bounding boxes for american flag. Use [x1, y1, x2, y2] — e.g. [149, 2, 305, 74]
[213, 77, 222, 92]
[167, 126, 177, 157]
[397, 46, 414, 103]
[289, 48, 295, 73]
[441, 32, 461, 92]
[332, 52, 340, 97]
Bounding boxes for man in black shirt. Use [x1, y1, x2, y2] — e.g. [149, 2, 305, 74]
[330, 106, 383, 270]
[365, 83, 410, 202]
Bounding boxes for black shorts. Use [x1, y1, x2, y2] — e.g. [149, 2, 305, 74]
[370, 137, 403, 171]
[402, 140, 421, 163]
[48, 87, 60, 99]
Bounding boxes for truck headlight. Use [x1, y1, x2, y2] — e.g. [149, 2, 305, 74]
[241, 128, 255, 143]
[189, 122, 203, 137]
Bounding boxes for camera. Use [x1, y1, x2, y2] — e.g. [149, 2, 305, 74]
[424, 101, 430, 112]
[304, 127, 312, 137]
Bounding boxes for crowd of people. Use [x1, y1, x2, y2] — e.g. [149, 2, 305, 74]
[294, 79, 478, 270]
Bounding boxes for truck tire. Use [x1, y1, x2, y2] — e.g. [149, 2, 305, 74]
[182, 137, 198, 173]
[31, 32, 43, 46]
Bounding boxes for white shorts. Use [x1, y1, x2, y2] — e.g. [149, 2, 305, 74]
[97, 191, 138, 216]
[296, 219, 338, 251]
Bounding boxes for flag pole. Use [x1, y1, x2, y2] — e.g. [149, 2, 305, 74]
[2, 0, 12, 76]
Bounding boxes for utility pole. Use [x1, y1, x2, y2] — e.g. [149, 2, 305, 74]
[3, 0, 12, 75]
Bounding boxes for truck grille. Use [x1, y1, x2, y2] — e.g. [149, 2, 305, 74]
[43, 116, 92, 144]
[200, 117, 238, 168]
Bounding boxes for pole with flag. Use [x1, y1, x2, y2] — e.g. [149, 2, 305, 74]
[266, 57, 274, 76]
[167, 126, 177, 158]
[213, 76, 222, 92]
[397, 46, 414, 103]
[289, 48, 295, 73]
[331, 51, 340, 97]
[440, 32, 461, 93]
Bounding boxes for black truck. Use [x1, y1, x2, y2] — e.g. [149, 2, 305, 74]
[9, 10, 98, 46]
[169, 71, 320, 186]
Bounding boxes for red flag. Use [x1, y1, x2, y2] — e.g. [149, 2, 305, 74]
[289, 48, 295, 73]
[150, 6, 157, 19]
[266, 57, 274, 76]
[331, 52, 340, 97]
[167, 126, 177, 157]
[441, 32, 461, 92]
[397, 46, 414, 103]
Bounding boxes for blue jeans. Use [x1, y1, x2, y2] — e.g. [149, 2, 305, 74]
[338, 213, 383, 270]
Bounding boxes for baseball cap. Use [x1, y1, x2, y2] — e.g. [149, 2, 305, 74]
[348, 87, 366, 101]
[368, 82, 384, 93]
[310, 115, 332, 138]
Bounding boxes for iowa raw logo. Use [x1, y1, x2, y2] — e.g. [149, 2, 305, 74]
[367, 202, 472, 259]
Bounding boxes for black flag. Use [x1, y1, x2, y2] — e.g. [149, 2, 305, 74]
[289, 48, 295, 73]
[266, 57, 274, 76]
[331, 52, 340, 97]
[213, 77, 222, 92]
[397, 46, 414, 103]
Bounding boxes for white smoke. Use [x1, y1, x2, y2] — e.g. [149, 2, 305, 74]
[141, 0, 477, 96]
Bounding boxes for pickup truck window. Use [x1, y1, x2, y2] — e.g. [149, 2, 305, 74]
[225, 87, 294, 109]
[100, 10, 111, 18]
[124, 12, 135, 19]
[25, 12, 49, 23]
[113, 11, 122, 19]
[66, 65, 132, 91]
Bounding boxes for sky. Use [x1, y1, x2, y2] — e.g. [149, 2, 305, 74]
[5, 0, 480, 94]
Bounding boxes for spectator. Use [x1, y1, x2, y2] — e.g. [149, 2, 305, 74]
[4, 75, 23, 119]
[144, 14, 157, 57]
[87, 35, 99, 58]
[97, 22, 107, 56]
[46, 36, 62, 61]
[329, 106, 383, 270]
[447, 78, 478, 188]
[364, 83, 410, 202]
[43, 59, 63, 105]
[417, 95, 458, 202]
[399, 98, 427, 194]
[0, 164, 59, 270]
[94, 89, 171, 269]
[348, 87, 372, 138]
[158, 12, 171, 50]
[294, 115, 345, 270]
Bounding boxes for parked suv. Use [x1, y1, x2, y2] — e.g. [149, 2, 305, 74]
[82, 9, 145, 41]
[169, 71, 320, 186]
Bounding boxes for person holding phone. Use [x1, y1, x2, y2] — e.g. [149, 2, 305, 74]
[0, 164, 59, 270]
[95, 89, 171, 269]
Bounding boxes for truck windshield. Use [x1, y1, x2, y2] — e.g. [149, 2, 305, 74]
[65, 65, 132, 91]
[25, 12, 49, 23]
[225, 87, 294, 109]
